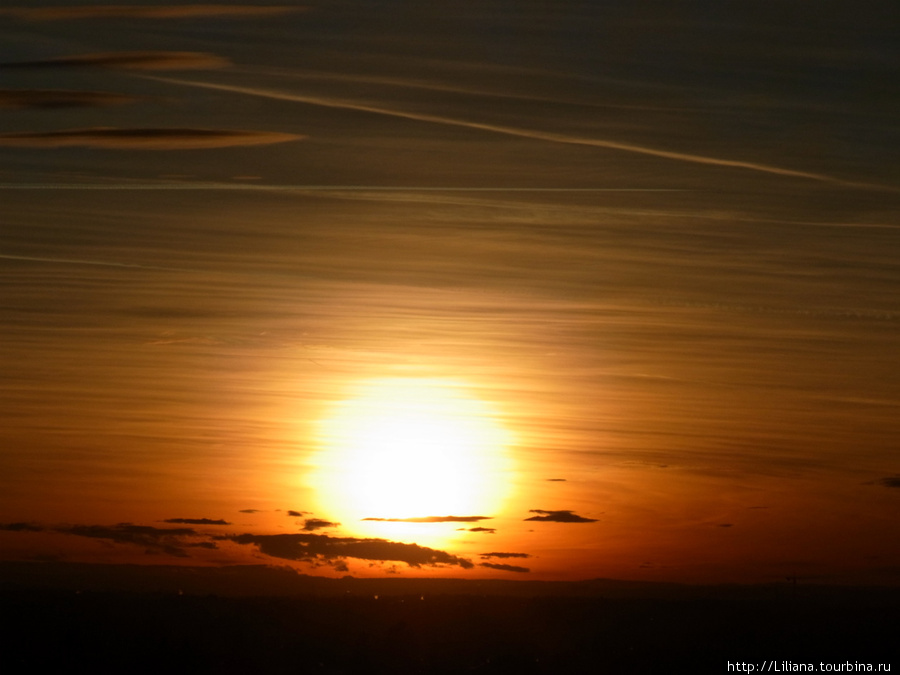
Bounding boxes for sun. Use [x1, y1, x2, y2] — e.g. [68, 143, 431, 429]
[308, 378, 514, 536]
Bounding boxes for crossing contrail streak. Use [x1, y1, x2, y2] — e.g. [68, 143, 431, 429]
[147, 76, 885, 189]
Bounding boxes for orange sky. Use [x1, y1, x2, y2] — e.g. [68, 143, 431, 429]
[1, 1, 899, 586]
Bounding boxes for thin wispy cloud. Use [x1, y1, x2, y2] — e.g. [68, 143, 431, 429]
[163, 518, 230, 525]
[0, 89, 142, 109]
[60, 523, 200, 558]
[525, 510, 598, 523]
[0, 128, 302, 149]
[0, 253, 186, 272]
[480, 552, 531, 559]
[148, 76, 883, 188]
[1, 51, 229, 71]
[480, 562, 530, 573]
[1, 5, 305, 21]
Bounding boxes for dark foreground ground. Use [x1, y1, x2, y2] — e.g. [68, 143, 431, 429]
[2, 564, 897, 673]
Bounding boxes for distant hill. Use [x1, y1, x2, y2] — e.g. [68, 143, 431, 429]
[2, 560, 898, 604]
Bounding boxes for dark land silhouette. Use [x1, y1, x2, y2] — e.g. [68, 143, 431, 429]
[2, 562, 896, 673]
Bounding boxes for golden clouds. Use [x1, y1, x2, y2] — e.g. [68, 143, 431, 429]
[0, 2, 303, 149]
[1, 51, 230, 71]
[0, 127, 303, 150]
[0, 89, 142, 109]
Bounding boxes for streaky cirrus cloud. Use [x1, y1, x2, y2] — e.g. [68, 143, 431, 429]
[362, 515, 492, 523]
[224, 532, 474, 569]
[1, 5, 305, 21]
[63, 523, 197, 539]
[0, 51, 229, 71]
[60, 523, 200, 558]
[525, 510, 598, 523]
[480, 562, 530, 574]
[302, 518, 339, 532]
[163, 518, 230, 525]
[480, 552, 531, 559]
[0, 253, 184, 272]
[0, 89, 142, 109]
[0, 127, 303, 150]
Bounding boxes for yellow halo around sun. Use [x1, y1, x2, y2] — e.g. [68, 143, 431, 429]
[308, 378, 514, 538]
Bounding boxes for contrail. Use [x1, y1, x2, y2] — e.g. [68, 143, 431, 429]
[147, 76, 884, 189]
[232, 66, 701, 113]
[0, 253, 186, 271]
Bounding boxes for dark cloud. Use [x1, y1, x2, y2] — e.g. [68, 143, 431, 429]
[1, 5, 305, 21]
[0, 51, 229, 71]
[480, 552, 530, 559]
[546, 478, 567, 482]
[163, 518, 230, 525]
[876, 475, 900, 489]
[1, 521, 208, 557]
[0, 522, 43, 532]
[60, 523, 199, 558]
[0, 89, 142, 109]
[0, 128, 303, 149]
[225, 533, 474, 569]
[64, 523, 197, 539]
[286, 510, 309, 517]
[302, 519, 339, 532]
[480, 562, 530, 574]
[460, 527, 496, 534]
[239, 509, 261, 514]
[524, 510, 598, 523]
[362, 516, 491, 523]
[717, 523, 734, 528]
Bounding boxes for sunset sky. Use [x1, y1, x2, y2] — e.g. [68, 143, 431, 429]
[1, 1, 898, 586]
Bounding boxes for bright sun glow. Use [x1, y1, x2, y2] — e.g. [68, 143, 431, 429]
[309, 378, 514, 538]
